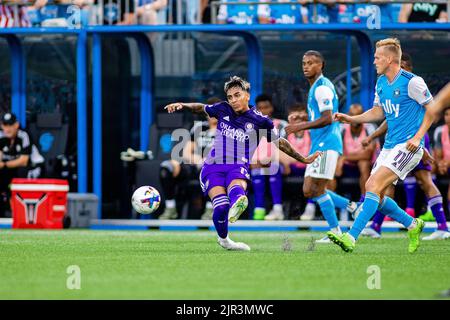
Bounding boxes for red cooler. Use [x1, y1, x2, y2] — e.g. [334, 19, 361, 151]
[10, 178, 69, 229]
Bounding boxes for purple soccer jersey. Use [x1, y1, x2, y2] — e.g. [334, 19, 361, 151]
[199, 101, 280, 195]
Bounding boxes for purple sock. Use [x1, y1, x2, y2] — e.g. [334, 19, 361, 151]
[252, 174, 266, 208]
[370, 211, 385, 233]
[428, 195, 448, 231]
[228, 185, 246, 207]
[212, 195, 230, 239]
[269, 170, 283, 205]
[403, 176, 417, 210]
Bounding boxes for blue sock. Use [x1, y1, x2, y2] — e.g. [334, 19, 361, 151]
[326, 190, 350, 209]
[313, 193, 339, 229]
[378, 196, 414, 228]
[252, 174, 266, 209]
[212, 195, 230, 239]
[349, 192, 380, 240]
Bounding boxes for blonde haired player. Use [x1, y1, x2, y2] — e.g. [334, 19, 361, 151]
[330, 38, 432, 253]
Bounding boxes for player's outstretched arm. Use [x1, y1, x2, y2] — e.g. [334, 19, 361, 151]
[334, 106, 384, 125]
[408, 82, 450, 152]
[361, 120, 387, 148]
[165, 102, 206, 115]
[431, 82, 450, 117]
[285, 110, 332, 135]
[277, 138, 322, 164]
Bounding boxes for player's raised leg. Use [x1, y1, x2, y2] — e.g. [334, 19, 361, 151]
[328, 166, 424, 253]
[201, 169, 250, 251]
[227, 179, 249, 223]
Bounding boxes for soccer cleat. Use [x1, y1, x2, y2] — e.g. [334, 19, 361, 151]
[158, 207, 178, 220]
[422, 230, 450, 241]
[218, 236, 251, 251]
[315, 236, 332, 244]
[228, 195, 248, 223]
[418, 209, 435, 222]
[253, 208, 266, 220]
[300, 203, 316, 221]
[407, 218, 425, 253]
[327, 232, 355, 253]
[265, 209, 284, 221]
[347, 201, 363, 219]
[200, 207, 213, 220]
[360, 227, 382, 239]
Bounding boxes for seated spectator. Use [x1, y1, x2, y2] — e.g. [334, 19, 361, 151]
[100, 0, 135, 25]
[350, 1, 399, 24]
[433, 106, 450, 215]
[0, 113, 43, 217]
[333, 103, 378, 197]
[308, 1, 352, 24]
[136, 0, 167, 25]
[200, 0, 214, 23]
[258, 0, 308, 24]
[306, 1, 330, 24]
[217, 0, 257, 24]
[399, 2, 447, 22]
[158, 97, 220, 220]
[0, 0, 46, 27]
[27, 0, 91, 27]
[279, 103, 317, 221]
[250, 94, 287, 220]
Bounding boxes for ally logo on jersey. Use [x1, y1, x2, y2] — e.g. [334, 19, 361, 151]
[374, 69, 432, 149]
[382, 99, 400, 118]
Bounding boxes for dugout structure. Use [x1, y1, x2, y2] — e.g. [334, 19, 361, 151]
[1, 23, 450, 218]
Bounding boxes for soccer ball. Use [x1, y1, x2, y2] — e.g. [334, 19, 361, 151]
[131, 186, 161, 214]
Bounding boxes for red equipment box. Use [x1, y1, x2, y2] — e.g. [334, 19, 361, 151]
[10, 178, 69, 229]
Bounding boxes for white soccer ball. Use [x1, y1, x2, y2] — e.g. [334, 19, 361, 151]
[131, 186, 161, 214]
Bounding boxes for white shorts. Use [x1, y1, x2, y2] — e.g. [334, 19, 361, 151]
[371, 143, 424, 184]
[305, 150, 339, 180]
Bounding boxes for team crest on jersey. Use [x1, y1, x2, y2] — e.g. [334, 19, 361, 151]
[394, 88, 400, 97]
[323, 99, 330, 106]
[244, 122, 254, 132]
[253, 110, 267, 118]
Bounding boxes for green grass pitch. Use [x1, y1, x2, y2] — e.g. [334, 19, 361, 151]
[1, 229, 449, 299]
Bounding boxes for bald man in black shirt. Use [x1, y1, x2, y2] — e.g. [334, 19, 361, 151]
[0, 113, 33, 216]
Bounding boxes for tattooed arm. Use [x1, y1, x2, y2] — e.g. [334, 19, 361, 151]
[277, 138, 321, 164]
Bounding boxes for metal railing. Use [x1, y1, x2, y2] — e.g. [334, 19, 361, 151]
[1, 0, 450, 27]
[211, 0, 450, 24]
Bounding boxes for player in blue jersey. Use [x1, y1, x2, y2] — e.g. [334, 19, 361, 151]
[165, 76, 320, 251]
[285, 51, 360, 243]
[331, 38, 431, 253]
[360, 53, 449, 240]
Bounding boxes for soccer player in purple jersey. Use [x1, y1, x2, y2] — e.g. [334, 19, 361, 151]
[165, 76, 321, 251]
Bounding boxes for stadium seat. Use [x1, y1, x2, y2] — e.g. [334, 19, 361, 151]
[28, 112, 69, 178]
[148, 112, 190, 160]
